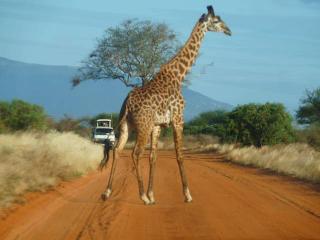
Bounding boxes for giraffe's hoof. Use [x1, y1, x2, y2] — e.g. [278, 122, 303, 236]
[184, 188, 192, 203]
[101, 193, 108, 201]
[141, 194, 151, 205]
[101, 189, 112, 201]
[148, 192, 155, 205]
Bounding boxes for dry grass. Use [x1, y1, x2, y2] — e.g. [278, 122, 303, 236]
[125, 134, 219, 150]
[204, 143, 320, 183]
[0, 131, 102, 207]
[182, 135, 219, 150]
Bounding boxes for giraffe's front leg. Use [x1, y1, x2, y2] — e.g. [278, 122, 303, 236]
[147, 126, 161, 204]
[173, 121, 193, 203]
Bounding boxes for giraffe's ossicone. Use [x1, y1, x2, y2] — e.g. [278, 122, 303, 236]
[101, 5, 232, 205]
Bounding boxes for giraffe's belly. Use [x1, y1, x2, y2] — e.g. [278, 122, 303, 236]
[154, 110, 171, 127]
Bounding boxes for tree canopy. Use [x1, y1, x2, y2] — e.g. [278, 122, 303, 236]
[296, 87, 320, 125]
[73, 19, 180, 88]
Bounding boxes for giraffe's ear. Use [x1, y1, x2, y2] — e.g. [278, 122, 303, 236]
[199, 13, 208, 23]
[207, 5, 215, 16]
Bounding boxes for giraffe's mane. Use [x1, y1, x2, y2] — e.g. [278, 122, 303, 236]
[162, 19, 203, 68]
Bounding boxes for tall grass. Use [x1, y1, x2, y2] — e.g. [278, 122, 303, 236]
[0, 132, 102, 207]
[209, 143, 320, 183]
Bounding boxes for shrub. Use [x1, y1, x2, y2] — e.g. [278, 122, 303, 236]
[184, 110, 229, 139]
[225, 103, 295, 147]
[53, 115, 91, 138]
[296, 124, 320, 150]
[0, 99, 47, 131]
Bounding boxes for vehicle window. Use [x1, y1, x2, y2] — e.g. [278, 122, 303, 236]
[97, 121, 111, 127]
[95, 128, 113, 134]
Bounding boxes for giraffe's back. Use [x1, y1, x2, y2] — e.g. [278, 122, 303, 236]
[125, 82, 184, 128]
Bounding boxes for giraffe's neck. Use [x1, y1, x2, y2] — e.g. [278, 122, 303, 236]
[162, 21, 206, 85]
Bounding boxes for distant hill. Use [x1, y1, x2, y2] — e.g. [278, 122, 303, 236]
[0, 57, 232, 121]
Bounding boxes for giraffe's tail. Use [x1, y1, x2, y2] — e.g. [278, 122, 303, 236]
[99, 117, 129, 171]
[99, 96, 129, 171]
[115, 95, 129, 132]
[109, 115, 129, 172]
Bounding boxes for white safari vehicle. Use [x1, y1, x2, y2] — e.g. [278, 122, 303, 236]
[92, 119, 116, 144]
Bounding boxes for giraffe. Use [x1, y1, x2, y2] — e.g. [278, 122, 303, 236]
[101, 5, 232, 205]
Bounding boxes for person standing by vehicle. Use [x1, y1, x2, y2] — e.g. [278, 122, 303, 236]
[99, 139, 113, 170]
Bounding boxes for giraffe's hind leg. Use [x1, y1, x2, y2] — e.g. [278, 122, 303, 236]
[132, 130, 151, 205]
[147, 126, 161, 204]
[101, 120, 129, 201]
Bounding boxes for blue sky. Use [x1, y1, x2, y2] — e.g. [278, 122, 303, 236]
[1, 0, 320, 113]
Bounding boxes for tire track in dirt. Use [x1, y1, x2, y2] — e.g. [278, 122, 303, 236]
[192, 157, 320, 220]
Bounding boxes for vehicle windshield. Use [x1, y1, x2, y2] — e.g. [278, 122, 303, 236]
[95, 128, 113, 135]
[97, 121, 111, 127]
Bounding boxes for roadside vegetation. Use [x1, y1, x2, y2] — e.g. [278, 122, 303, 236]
[186, 87, 320, 183]
[0, 132, 102, 207]
[0, 99, 47, 133]
[185, 103, 295, 147]
[0, 100, 110, 207]
[201, 143, 320, 183]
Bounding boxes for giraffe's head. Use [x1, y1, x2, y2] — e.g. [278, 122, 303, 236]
[200, 6, 232, 36]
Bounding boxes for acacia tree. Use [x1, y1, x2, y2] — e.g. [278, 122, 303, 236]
[73, 19, 180, 87]
[296, 87, 320, 125]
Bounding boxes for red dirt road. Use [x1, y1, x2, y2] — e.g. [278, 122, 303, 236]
[1, 150, 320, 240]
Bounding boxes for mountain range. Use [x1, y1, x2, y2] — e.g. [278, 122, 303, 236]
[0, 57, 232, 121]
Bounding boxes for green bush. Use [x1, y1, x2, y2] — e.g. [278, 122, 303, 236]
[184, 110, 229, 138]
[296, 124, 320, 150]
[187, 111, 228, 126]
[0, 99, 47, 132]
[226, 103, 295, 147]
[53, 115, 91, 138]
